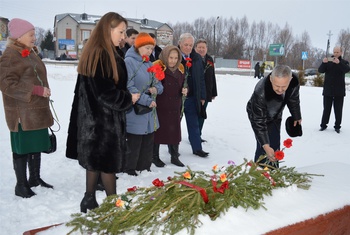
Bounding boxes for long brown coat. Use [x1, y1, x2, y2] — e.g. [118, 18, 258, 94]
[0, 39, 53, 132]
[154, 46, 185, 145]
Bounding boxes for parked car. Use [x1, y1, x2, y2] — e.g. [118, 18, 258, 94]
[55, 53, 77, 61]
[304, 68, 317, 76]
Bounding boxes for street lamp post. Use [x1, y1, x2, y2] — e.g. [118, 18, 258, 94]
[213, 16, 219, 60]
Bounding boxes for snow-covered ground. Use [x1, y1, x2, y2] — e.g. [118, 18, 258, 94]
[0, 63, 349, 234]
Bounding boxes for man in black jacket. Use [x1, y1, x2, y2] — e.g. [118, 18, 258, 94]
[318, 46, 350, 133]
[195, 39, 218, 142]
[247, 65, 302, 166]
[121, 28, 138, 55]
[149, 33, 162, 62]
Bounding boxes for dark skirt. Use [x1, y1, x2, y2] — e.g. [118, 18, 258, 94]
[11, 124, 50, 154]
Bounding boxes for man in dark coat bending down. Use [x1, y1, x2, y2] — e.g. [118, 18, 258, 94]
[246, 65, 302, 167]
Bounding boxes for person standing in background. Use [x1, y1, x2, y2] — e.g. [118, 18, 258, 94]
[195, 39, 218, 142]
[149, 33, 162, 62]
[178, 33, 208, 157]
[260, 62, 266, 79]
[66, 12, 133, 213]
[152, 46, 187, 168]
[0, 18, 54, 198]
[254, 62, 260, 79]
[121, 28, 139, 55]
[318, 46, 350, 133]
[124, 32, 164, 176]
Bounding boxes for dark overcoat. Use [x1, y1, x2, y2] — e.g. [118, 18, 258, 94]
[66, 52, 132, 173]
[180, 48, 206, 115]
[154, 55, 185, 144]
[202, 54, 218, 102]
[318, 56, 350, 97]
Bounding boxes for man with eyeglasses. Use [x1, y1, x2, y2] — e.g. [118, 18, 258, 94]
[246, 65, 302, 167]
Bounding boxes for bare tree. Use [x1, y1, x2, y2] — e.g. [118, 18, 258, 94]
[169, 16, 349, 69]
[35, 27, 45, 49]
[337, 28, 350, 59]
[272, 23, 294, 64]
[222, 17, 245, 59]
[287, 31, 312, 69]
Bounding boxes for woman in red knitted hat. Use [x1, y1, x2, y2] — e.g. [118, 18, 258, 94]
[0, 18, 54, 198]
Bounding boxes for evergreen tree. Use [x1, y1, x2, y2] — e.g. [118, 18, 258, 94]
[40, 30, 54, 51]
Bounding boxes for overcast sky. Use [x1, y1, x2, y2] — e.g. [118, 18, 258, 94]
[1, 0, 349, 50]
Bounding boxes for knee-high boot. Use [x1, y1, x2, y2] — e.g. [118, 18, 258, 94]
[152, 144, 165, 167]
[28, 153, 53, 188]
[13, 153, 36, 198]
[169, 145, 184, 167]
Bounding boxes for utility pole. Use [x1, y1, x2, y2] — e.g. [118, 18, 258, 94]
[326, 30, 332, 57]
[213, 16, 219, 61]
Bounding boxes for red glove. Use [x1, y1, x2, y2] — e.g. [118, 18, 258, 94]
[32, 85, 44, 96]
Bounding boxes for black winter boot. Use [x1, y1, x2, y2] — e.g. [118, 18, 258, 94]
[169, 145, 184, 167]
[152, 144, 165, 167]
[168, 144, 180, 157]
[13, 153, 36, 198]
[28, 153, 53, 188]
[80, 192, 99, 213]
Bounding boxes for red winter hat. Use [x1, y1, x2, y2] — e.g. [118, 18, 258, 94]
[8, 18, 35, 39]
[134, 32, 155, 49]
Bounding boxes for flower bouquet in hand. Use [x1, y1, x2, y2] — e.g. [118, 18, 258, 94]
[147, 63, 165, 130]
[180, 57, 192, 118]
[257, 138, 293, 170]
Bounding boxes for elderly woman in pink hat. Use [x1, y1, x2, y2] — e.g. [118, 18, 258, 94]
[0, 18, 54, 198]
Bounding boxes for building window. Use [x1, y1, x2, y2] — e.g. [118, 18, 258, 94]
[66, 29, 72, 39]
[81, 30, 91, 41]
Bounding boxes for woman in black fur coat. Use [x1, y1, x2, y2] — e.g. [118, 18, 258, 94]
[65, 12, 137, 213]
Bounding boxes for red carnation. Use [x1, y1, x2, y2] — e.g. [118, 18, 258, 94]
[185, 57, 192, 68]
[142, 55, 150, 62]
[152, 178, 164, 187]
[283, 138, 293, 148]
[21, 49, 30, 57]
[275, 150, 285, 161]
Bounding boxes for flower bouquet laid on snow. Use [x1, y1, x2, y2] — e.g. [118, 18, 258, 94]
[66, 139, 322, 235]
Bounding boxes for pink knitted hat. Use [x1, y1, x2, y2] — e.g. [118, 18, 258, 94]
[8, 18, 35, 39]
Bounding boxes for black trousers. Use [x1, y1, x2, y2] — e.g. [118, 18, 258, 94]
[254, 119, 281, 166]
[124, 132, 154, 172]
[321, 95, 344, 129]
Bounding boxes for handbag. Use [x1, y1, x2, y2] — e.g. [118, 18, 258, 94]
[42, 117, 60, 154]
[133, 103, 153, 115]
[43, 127, 57, 154]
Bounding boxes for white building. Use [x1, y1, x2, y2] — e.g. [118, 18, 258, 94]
[54, 13, 173, 59]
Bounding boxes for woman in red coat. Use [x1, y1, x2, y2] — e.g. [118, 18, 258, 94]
[153, 46, 188, 167]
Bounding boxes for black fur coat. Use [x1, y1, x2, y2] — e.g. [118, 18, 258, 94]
[66, 54, 132, 173]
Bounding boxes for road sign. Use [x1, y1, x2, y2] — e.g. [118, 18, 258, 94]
[302, 51, 308, 60]
[269, 44, 285, 56]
